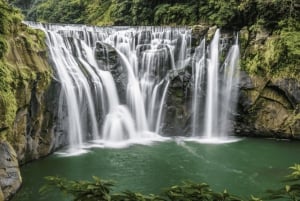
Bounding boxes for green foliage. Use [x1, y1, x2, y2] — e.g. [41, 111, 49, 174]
[0, 0, 52, 142]
[241, 14, 300, 78]
[0, 0, 23, 35]
[164, 182, 243, 201]
[41, 176, 115, 201]
[242, 36, 286, 76]
[0, 0, 23, 59]
[110, 0, 133, 25]
[199, 0, 239, 27]
[11, 0, 297, 37]
[288, 164, 300, 180]
[27, 0, 84, 23]
[41, 176, 244, 201]
[263, 164, 300, 201]
[131, 0, 153, 25]
[0, 37, 7, 58]
[0, 61, 17, 131]
[255, 0, 299, 30]
[83, 0, 114, 25]
[41, 164, 300, 201]
[154, 3, 197, 25]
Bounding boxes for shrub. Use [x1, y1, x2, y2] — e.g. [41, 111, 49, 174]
[41, 165, 300, 201]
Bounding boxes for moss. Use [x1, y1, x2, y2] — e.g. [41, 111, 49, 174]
[0, 0, 23, 35]
[241, 33, 299, 79]
[263, 37, 282, 69]
[0, 61, 17, 135]
[241, 17, 300, 81]
[0, 0, 52, 144]
[283, 108, 300, 136]
[0, 36, 7, 58]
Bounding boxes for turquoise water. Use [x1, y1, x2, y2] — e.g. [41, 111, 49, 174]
[12, 138, 300, 200]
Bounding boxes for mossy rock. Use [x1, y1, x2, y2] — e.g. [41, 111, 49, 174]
[0, 62, 17, 136]
[0, 5, 54, 164]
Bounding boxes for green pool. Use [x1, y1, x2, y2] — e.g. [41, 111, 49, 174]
[12, 138, 300, 201]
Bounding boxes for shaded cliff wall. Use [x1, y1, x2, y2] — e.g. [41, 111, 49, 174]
[235, 26, 300, 138]
[0, 22, 59, 163]
[0, 3, 58, 198]
[2, 24, 59, 162]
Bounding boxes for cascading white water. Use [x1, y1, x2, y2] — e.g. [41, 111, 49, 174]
[26, 21, 240, 149]
[191, 39, 206, 136]
[101, 28, 192, 137]
[43, 29, 100, 150]
[191, 29, 240, 141]
[219, 38, 240, 137]
[204, 29, 221, 138]
[26, 22, 192, 150]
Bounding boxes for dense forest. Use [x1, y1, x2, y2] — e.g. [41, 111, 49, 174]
[7, 0, 299, 29]
[7, 0, 299, 79]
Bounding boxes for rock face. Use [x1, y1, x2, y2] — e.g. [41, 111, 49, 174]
[235, 73, 300, 138]
[0, 24, 58, 164]
[162, 67, 192, 136]
[234, 24, 300, 139]
[0, 23, 58, 200]
[95, 42, 128, 104]
[0, 141, 22, 200]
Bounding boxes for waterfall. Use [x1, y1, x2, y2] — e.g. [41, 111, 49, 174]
[191, 29, 240, 141]
[26, 21, 240, 150]
[26, 22, 193, 150]
[219, 38, 240, 137]
[191, 39, 206, 136]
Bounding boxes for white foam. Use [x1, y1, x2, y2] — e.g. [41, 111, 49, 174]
[54, 136, 241, 157]
[184, 136, 242, 144]
[55, 147, 90, 157]
[89, 134, 170, 149]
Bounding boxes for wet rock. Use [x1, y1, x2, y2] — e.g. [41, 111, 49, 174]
[95, 41, 128, 104]
[239, 71, 254, 89]
[269, 78, 300, 107]
[0, 141, 22, 200]
[162, 67, 192, 136]
[192, 25, 209, 38]
[207, 26, 218, 41]
[254, 28, 270, 44]
[0, 24, 58, 165]
[95, 42, 119, 67]
[136, 30, 151, 45]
